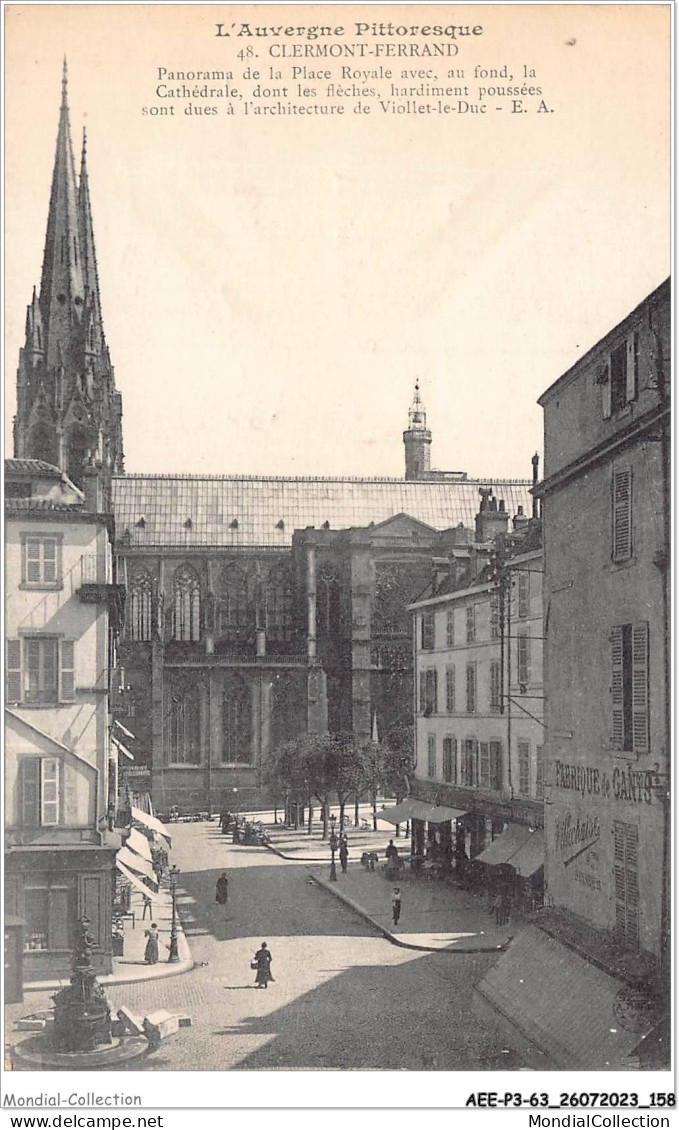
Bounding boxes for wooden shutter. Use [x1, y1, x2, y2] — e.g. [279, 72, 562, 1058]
[611, 627, 624, 749]
[614, 821, 639, 943]
[41, 758, 60, 825]
[429, 669, 438, 713]
[6, 640, 22, 702]
[612, 468, 632, 562]
[446, 609, 454, 646]
[490, 741, 502, 791]
[625, 333, 638, 402]
[631, 622, 649, 753]
[21, 758, 40, 825]
[446, 666, 455, 713]
[419, 670, 426, 714]
[42, 538, 57, 583]
[536, 745, 544, 799]
[25, 537, 42, 582]
[60, 640, 75, 702]
[518, 571, 529, 618]
[601, 359, 612, 418]
[518, 742, 530, 794]
[479, 741, 490, 789]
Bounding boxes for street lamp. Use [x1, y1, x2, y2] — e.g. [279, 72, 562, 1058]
[329, 815, 338, 882]
[167, 865, 180, 963]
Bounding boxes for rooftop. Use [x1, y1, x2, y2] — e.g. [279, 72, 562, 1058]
[112, 474, 534, 549]
[5, 458, 63, 478]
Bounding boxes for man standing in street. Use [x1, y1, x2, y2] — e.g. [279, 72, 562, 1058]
[339, 837, 349, 874]
[391, 887, 402, 927]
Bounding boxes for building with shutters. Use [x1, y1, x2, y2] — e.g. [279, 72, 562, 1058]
[409, 487, 545, 879]
[4, 458, 124, 980]
[535, 278, 671, 972]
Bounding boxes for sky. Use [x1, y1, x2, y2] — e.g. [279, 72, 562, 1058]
[4, 4, 670, 481]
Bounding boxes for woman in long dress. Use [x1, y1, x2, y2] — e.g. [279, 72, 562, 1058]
[253, 941, 274, 988]
[144, 922, 159, 964]
[215, 872, 229, 906]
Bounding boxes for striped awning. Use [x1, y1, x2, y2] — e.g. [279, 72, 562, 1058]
[125, 826, 153, 863]
[131, 805, 172, 848]
[474, 824, 533, 867]
[380, 799, 468, 825]
[116, 858, 156, 899]
[116, 845, 157, 890]
[112, 736, 134, 761]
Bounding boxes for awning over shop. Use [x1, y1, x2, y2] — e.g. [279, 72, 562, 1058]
[112, 736, 134, 761]
[116, 858, 156, 899]
[124, 826, 153, 862]
[474, 823, 533, 867]
[379, 799, 469, 825]
[131, 804, 172, 848]
[114, 720, 136, 741]
[116, 845, 158, 889]
[508, 830, 545, 877]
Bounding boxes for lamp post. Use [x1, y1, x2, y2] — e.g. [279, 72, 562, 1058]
[167, 865, 180, 963]
[329, 815, 338, 881]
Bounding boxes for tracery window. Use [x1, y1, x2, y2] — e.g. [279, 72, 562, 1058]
[221, 674, 252, 764]
[127, 568, 153, 641]
[265, 564, 293, 639]
[172, 564, 201, 641]
[167, 688, 201, 764]
[317, 569, 340, 635]
[218, 563, 249, 637]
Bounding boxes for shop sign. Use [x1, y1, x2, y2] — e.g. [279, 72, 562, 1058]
[554, 760, 654, 805]
[554, 810, 603, 891]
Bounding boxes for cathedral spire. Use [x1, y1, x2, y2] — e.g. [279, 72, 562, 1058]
[403, 380, 432, 480]
[78, 125, 104, 349]
[40, 55, 84, 368]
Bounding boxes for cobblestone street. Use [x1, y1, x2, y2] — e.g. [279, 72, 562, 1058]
[9, 823, 525, 1071]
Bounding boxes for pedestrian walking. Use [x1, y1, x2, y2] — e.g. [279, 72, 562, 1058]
[339, 840, 349, 874]
[144, 922, 159, 964]
[142, 892, 153, 920]
[215, 871, 229, 907]
[391, 887, 402, 927]
[252, 941, 274, 989]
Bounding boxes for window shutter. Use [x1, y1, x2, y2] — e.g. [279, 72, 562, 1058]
[601, 359, 612, 418]
[60, 641, 76, 702]
[26, 538, 42, 582]
[612, 469, 632, 562]
[479, 741, 490, 789]
[451, 737, 458, 784]
[21, 758, 40, 825]
[625, 333, 637, 402]
[611, 627, 624, 748]
[419, 670, 426, 714]
[490, 741, 502, 791]
[43, 539, 57, 583]
[631, 622, 649, 753]
[518, 572, 529, 618]
[6, 640, 22, 702]
[41, 758, 60, 825]
[446, 666, 455, 713]
[430, 669, 438, 713]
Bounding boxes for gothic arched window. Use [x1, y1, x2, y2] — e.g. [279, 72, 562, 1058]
[222, 674, 252, 764]
[317, 569, 341, 636]
[167, 688, 201, 765]
[66, 428, 91, 490]
[28, 423, 57, 467]
[271, 672, 303, 750]
[127, 568, 153, 642]
[218, 564, 248, 638]
[172, 564, 201, 641]
[265, 564, 293, 640]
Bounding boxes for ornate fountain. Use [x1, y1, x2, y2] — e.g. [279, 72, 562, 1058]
[52, 917, 113, 1052]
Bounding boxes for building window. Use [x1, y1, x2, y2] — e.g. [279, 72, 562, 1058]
[442, 736, 456, 784]
[421, 610, 435, 650]
[445, 666, 455, 713]
[612, 468, 632, 562]
[127, 568, 153, 641]
[23, 877, 75, 952]
[318, 570, 340, 635]
[218, 563, 249, 637]
[172, 565, 201, 641]
[535, 744, 544, 799]
[427, 734, 436, 778]
[167, 689, 201, 764]
[517, 634, 531, 690]
[266, 564, 293, 640]
[611, 622, 649, 753]
[465, 663, 476, 713]
[613, 821, 639, 945]
[466, 604, 476, 643]
[479, 741, 490, 789]
[518, 741, 530, 795]
[20, 757, 60, 826]
[490, 594, 500, 640]
[419, 668, 438, 715]
[489, 740, 502, 791]
[6, 638, 75, 705]
[517, 571, 529, 619]
[462, 739, 477, 786]
[490, 660, 501, 713]
[222, 675, 252, 763]
[446, 609, 455, 646]
[21, 535, 61, 587]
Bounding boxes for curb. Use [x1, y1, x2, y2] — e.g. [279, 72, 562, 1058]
[309, 874, 513, 956]
[264, 842, 331, 864]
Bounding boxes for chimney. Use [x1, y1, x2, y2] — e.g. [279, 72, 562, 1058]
[531, 452, 540, 519]
[475, 488, 510, 543]
[82, 461, 104, 513]
[513, 505, 529, 530]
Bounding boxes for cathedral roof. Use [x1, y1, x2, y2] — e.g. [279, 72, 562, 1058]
[5, 458, 64, 477]
[112, 474, 533, 549]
